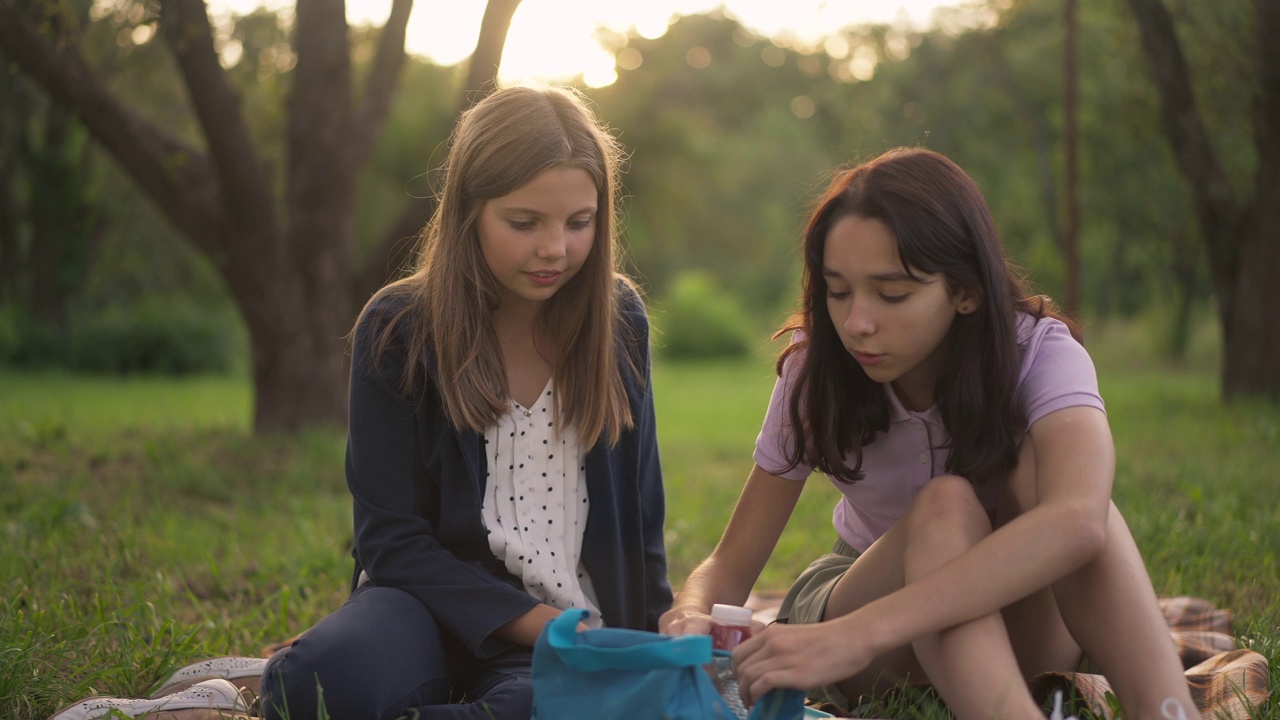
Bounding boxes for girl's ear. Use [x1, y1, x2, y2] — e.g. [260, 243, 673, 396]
[954, 286, 982, 315]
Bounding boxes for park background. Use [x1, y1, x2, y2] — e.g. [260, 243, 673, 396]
[1, 0, 1277, 717]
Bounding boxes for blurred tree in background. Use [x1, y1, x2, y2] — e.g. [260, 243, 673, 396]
[0, 0, 1272, 433]
[0, 1, 103, 363]
[1124, 0, 1279, 400]
[0, 0, 520, 431]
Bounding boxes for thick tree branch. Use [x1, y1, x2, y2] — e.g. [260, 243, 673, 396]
[288, 0, 358, 310]
[461, 0, 521, 108]
[0, 0, 225, 257]
[160, 0, 276, 240]
[355, 0, 519, 305]
[354, 0, 413, 172]
[290, 0, 356, 191]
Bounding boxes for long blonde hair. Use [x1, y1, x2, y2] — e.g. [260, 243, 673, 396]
[365, 85, 635, 447]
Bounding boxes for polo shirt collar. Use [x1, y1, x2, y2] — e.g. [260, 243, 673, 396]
[884, 383, 913, 423]
[884, 383, 940, 424]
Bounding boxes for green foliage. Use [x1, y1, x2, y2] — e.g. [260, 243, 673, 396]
[0, 305, 57, 367]
[0, 166, 251, 376]
[0, 305, 18, 361]
[64, 299, 241, 375]
[0, 298, 243, 376]
[591, 13, 831, 313]
[652, 271, 757, 359]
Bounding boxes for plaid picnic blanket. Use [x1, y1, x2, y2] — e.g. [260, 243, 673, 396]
[807, 596, 1271, 719]
[1028, 596, 1270, 719]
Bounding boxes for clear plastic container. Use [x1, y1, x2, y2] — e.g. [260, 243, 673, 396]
[710, 603, 754, 651]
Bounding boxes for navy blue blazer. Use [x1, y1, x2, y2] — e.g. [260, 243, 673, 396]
[344, 285, 672, 660]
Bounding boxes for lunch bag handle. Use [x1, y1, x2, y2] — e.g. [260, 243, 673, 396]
[545, 608, 715, 672]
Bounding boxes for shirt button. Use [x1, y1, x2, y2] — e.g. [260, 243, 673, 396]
[918, 452, 928, 464]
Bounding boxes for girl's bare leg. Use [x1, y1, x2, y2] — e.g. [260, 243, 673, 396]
[1052, 505, 1197, 720]
[899, 476, 1044, 719]
[999, 437, 1197, 720]
[998, 439, 1086, 679]
[825, 476, 1043, 719]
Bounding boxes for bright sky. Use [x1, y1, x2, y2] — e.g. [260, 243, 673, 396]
[211, 0, 967, 87]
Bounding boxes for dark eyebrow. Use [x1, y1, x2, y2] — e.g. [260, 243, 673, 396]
[496, 205, 597, 216]
[822, 268, 930, 284]
[869, 271, 927, 283]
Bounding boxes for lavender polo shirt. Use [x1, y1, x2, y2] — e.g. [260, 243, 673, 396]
[753, 315, 1106, 553]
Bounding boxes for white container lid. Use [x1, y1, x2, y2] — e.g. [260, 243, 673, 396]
[711, 603, 753, 627]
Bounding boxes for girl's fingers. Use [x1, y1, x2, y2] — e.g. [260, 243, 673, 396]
[732, 628, 791, 706]
[733, 622, 874, 707]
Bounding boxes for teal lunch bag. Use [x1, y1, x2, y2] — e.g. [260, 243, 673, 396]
[531, 608, 805, 720]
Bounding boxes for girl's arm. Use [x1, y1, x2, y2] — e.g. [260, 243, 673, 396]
[733, 405, 1115, 699]
[496, 604, 589, 645]
[860, 405, 1114, 640]
[348, 299, 540, 656]
[624, 292, 676, 631]
[661, 464, 805, 635]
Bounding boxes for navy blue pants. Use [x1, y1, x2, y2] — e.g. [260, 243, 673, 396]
[260, 584, 533, 720]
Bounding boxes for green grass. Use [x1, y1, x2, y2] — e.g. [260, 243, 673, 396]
[0, 373, 351, 715]
[1, 317, 1277, 719]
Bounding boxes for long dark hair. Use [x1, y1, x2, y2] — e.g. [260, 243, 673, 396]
[778, 147, 1077, 484]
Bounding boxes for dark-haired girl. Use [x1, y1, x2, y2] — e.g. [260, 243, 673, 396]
[660, 148, 1196, 720]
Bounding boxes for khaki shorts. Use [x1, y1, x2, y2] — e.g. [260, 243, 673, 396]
[774, 537, 861, 709]
[777, 538, 1094, 709]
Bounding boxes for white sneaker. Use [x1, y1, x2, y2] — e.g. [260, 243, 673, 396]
[49, 678, 249, 720]
[1047, 690, 1079, 720]
[150, 656, 269, 698]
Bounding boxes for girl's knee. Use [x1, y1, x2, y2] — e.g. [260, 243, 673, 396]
[906, 475, 991, 537]
[470, 648, 534, 717]
[260, 646, 320, 720]
[259, 586, 448, 720]
[476, 670, 533, 718]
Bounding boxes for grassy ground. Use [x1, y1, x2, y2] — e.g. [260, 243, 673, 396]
[1, 317, 1276, 719]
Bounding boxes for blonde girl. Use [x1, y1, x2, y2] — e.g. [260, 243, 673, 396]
[254, 85, 671, 720]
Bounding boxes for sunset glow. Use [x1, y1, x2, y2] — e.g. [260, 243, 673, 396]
[208, 0, 970, 87]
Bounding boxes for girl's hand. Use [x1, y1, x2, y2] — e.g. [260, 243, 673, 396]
[659, 605, 713, 636]
[496, 603, 573, 646]
[731, 620, 876, 707]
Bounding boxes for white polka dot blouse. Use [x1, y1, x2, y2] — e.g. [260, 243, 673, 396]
[480, 381, 603, 628]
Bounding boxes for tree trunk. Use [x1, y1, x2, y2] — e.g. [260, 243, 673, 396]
[28, 103, 79, 329]
[1227, 0, 1280, 400]
[0, 174, 17, 302]
[1223, 205, 1280, 399]
[241, 276, 352, 431]
[0, 52, 24, 303]
[1125, 0, 1280, 400]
